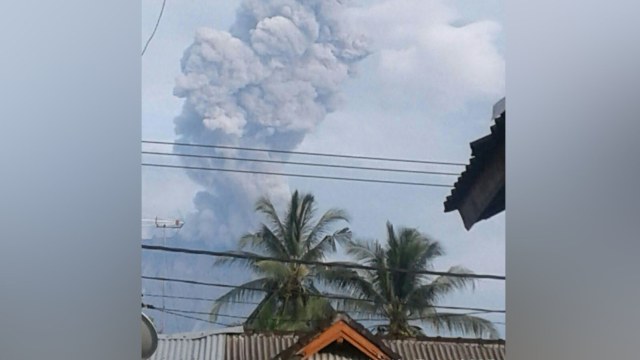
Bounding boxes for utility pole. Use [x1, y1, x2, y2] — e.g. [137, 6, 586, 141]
[143, 217, 184, 333]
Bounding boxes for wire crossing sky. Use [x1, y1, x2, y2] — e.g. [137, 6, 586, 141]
[142, 0, 505, 335]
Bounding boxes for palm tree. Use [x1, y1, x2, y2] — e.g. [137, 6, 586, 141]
[210, 190, 351, 331]
[320, 221, 499, 339]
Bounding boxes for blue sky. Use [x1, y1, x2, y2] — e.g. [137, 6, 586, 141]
[141, 0, 505, 336]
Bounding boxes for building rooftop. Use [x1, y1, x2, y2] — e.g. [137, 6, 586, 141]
[150, 314, 505, 360]
[444, 98, 506, 230]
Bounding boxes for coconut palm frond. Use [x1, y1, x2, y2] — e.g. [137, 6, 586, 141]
[405, 266, 476, 307]
[324, 222, 497, 339]
[315, 266, 382, 303]
[423, 312, 500, 339]
[306, 208, 350, 246]
[255, 196, 286, 240]
[302, 227, 351, 262]
[209, 277, 273, 321]
[253, 260, 295, 281]
[212, 250, 267, 271]
[238, 226, 289, 258]
[212, 190, 349, 331]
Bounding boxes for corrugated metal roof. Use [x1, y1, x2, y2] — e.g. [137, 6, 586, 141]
[153, 328, 506, 360]
[309, 352, 370, 360]
[150, 327, 243, 360]
[384, 339, 505, 360]
[225, 333, 299, 360]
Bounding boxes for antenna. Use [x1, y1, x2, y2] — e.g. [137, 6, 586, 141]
[144, 217, 184, 333]
[152, 217, 185, 229]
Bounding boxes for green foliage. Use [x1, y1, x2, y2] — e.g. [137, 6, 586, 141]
[210, 190, 351, 331]
[319, 221, 499, 339]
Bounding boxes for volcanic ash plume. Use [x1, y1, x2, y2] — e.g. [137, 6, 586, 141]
[172, 0, 370, 245]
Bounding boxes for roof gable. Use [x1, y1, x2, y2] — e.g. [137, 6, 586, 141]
[273, 314, 398, 360]
[154, 328, 505, 360]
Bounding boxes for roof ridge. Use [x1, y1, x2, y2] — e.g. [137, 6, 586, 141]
[157, 325, 245, 340]
[382, 336, 506, 344]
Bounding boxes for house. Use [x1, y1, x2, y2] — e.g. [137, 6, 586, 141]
[444, 98, 505, 230]
[150, 313, 505, 360]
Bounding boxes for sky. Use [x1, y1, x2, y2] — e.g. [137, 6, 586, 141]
[141, 0, 505, 337]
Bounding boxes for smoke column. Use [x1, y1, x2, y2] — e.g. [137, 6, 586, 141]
[172, 0, 370, 245]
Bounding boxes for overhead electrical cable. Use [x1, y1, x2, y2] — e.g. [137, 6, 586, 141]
[141, 0, 167, 56]
[142, 303, 502, 323]
[142, 140, 468, 166]
[141, 244, 505, 280]
[141, 151, 461, 176]
[142, 293, 506, 317]
[142, 163, 454, 188]
[141, 275, 505, 314]
[145, 306, 229, 326]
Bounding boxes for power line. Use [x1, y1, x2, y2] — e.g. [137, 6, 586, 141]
[144, 293, 261, 305]
[142, 163, 454, 188]
[141, 244, 505, 280]
[141, 0, 167, 57]
[145, 305, 230, 326]
[141, 275, 505, 314]
[143, 293, 506, 317]
[143, 303, 500, 324]
[145, 304, 247, 320]
[142, 140, 467, 167]
[148, 304, 506, 328]
[142, 151, 461, 177]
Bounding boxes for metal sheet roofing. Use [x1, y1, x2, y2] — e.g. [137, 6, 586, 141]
[383, 338, 505, 360]
[153, 331, 505, 360]
[225, 333, 299, 360]
[149, 327, 242, 360]
[309, 355, 369, 360]
[150, 314, 504, 360]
